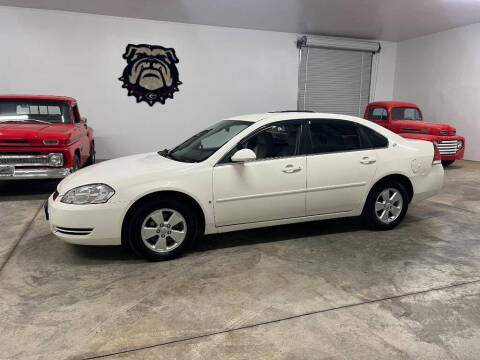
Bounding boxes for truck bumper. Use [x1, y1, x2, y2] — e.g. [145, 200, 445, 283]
[0, 167, 72, 180]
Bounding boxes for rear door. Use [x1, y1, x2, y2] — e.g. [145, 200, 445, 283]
[305, 119, 378, 215]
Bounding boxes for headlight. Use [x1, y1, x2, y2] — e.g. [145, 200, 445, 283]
[457, 140, 463, 150]
[61, 184, 115, 205]
[43, 139, 59, 145]
[48, 153, 63, 167]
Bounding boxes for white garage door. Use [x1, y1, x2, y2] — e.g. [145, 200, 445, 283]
[297, 36, 380, 117]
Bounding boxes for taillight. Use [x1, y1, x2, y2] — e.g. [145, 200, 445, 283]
[432, 143, 441, 165]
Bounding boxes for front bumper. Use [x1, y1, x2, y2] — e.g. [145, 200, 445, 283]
[47, 193, 125, 245]
[0, 167, 71, 180]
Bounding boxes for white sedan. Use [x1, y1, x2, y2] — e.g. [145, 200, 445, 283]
[47, 112, 444, 260]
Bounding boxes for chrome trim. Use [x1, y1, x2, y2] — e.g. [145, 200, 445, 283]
[437, 140, 460, 155]
[0, 153, 63, 167]
[0, 167, 71, 179]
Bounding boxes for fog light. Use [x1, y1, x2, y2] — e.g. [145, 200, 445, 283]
[48, 153, 63, 167]
[43, 139, 59, 145]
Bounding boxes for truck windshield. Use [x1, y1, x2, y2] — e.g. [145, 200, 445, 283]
[0, 100, 72, 124]
[162, 120, 252, 163]
[391, 107, 422, 121]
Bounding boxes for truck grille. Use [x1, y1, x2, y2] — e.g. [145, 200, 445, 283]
[436, 140, 459, 155]
[0, 154, 50, 167]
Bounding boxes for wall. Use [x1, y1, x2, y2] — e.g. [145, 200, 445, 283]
[394, 22, 480, 161]
[371, 41, 397, 102]
[0, 6, 397, 159]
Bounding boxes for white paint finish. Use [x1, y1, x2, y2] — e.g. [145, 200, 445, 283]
[48, 112, 444, 246]
[213, 156, 307, 226]
[0, 7, 298, 160]
[393, 22, 480, 161]
[1, 0, 480, 41]
[306, 149, 377, 215]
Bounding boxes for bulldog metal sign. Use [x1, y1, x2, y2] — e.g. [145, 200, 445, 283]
[119, 44, 182, 106]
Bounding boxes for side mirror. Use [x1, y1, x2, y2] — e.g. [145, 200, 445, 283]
[81, 117, 88, 123]
[231, 148, 256, 163]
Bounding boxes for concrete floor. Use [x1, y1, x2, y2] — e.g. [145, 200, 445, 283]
[1, 160, 480, 360]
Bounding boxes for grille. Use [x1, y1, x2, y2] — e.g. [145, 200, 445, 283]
[55, 226, 93, 236]
[0, 154, 50, 167]
[437, 140, 459, 155]
[440, 130, 448, 135]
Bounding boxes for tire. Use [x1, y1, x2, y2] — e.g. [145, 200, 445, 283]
[362, 181, 409, 231]
[442, 160, 455, 167]
[72, 154, 81, 172]
[86, 143, 95, 166]
[126, 197, 198, 261]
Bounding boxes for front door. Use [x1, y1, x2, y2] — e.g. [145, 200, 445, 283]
[305, 119, 378, 215]
[366, 106, 389, 129]
[213, 121, 306, 227]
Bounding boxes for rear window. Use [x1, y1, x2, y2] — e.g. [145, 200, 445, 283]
[391, 107, 422, 121]
[0, 100, 71, 123]
[360, 125, 389, 148]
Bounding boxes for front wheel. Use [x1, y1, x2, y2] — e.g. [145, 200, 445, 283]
[442, 160, 455, 167]
[127, 198, 198, 261]
[362, 181, 409, 230]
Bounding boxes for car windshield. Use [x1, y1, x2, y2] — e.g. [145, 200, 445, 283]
[0, 100, 72, 124]
[391, 107, 422, 121]
[164, 120, 252, 163]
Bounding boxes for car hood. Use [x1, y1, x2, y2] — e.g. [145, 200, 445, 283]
[0, 123, 74, 141]
[395, 120, 455, 136]
[57, 152, 196, 194]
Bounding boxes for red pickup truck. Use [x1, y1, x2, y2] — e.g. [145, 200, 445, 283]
[0, 95, 94, 179]
[364, 101, 465, 166]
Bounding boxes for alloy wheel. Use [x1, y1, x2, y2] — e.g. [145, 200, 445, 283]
[375, 188, 403, 224]
[140, 208, 187, 253]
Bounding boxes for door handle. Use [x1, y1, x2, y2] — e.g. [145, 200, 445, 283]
[282, 164, 302, 173]
[360, 157, 376, 165]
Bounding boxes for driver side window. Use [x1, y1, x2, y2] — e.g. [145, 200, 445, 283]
[241, 121, 301, 160]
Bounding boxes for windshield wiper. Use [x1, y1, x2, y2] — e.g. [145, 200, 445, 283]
[158, 148, 172, 158]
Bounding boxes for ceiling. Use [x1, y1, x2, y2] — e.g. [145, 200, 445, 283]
[1, 0, 480, 41]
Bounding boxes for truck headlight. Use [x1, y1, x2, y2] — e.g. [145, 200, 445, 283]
[48, 153, 63, 167]
[61, 184, 115, 205]
[457, 140, 463, 150]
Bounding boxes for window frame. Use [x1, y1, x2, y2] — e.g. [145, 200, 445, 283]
[304, 118, 373, 156]
[217, 119, 308, 165]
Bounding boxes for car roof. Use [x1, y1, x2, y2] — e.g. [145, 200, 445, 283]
[0, 94, 76, 104]
[368, 101, 419, 108]
[225, 111, 372, 124]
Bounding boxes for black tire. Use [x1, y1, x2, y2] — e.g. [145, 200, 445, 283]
[442, 160, 455, 167]
[126, 197, 198, 261]
[362, 180, 409, 231]
[72, 154, 81, 172]
[86, 143, 95, 166]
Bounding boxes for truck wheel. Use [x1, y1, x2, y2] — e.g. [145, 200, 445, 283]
[442, 160, 455, 167]
[362, 181, 409, 231]
[86, 143, 95, 166]
[127, 198, 198, 261]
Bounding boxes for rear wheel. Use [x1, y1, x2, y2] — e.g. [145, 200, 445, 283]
[362, 181, 409, 230]
[442, 160, 455, 167]
[127, 198, 198, 261]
